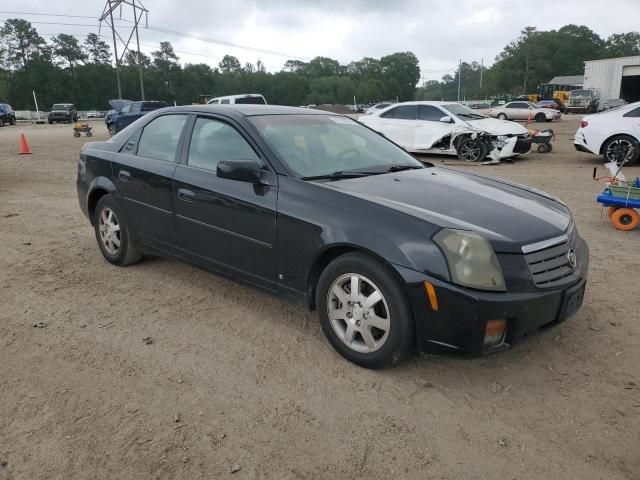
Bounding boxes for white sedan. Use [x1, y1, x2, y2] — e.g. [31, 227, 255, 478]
[487, 101, 561, 122]
[359, 101, 532, 162]
[574, 101, 640, 165]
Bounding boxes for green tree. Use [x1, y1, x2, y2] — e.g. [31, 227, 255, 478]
[604, 32, 640, 57]
[83, 33, 112, 64]
[379, 52, 420, 101]
[218, 55, 242, 73]
[0, 18, 47, 69]
[51, 34, 87, 68]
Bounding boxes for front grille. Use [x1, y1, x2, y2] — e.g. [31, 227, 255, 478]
[523, 228, 579, 288]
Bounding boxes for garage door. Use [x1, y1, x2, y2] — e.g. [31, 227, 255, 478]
[623, 65, 640, 76]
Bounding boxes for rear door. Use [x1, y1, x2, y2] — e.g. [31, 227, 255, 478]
[374, 105, 419, 149]
[118, 102, 142, 129]
[506, 102, 530, 120]
[112, 113, 189, 249]
[173, 115, 278, 288]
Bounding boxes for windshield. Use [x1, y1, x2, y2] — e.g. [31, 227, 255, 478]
[570, 90, 592, 98]
[250, 114, 423, 178]
[442, 103, 487, 119]
[52, 104, 70, 110]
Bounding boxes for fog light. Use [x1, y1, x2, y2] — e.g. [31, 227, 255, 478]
[484, 319, 506, 347]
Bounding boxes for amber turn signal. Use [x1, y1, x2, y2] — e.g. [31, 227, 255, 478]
[484, 319, 507, 347]
[423, 281, 438, 311]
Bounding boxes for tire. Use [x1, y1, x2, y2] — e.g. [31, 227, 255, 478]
[108, 124, 117, 137]
[602, 135, 639, 166]
[93, 195, 142, 266]
[497, 113, 507, 120]
[537, 144, 548, 153]
[457, 137, 488, 162]
[535, 113, 546, 123]
[10, 117, 16, 126]
[316, 252, 415, 369]
[611, 208, 639, 231]
[0, 118, 4, 127]
[73, 132, 81, 137]
[607, 206, 618, 219]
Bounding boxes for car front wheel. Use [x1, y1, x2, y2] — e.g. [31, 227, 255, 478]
[457, 137, 488, 162]
[94, 195, 142, 266]
[108, 124, 117, 136]
[316, 252, 415, 369]
[497, 113, 507, 120]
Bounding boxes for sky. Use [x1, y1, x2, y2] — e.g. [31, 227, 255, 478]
[1, 0, 638, 81]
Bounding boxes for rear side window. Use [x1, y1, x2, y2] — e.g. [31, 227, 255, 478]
[234, 96, 266, 105]
[120, 104, 132, 114]
[508, 102, 527, 109]
[137, 115, 188, 162]
[221, 99, 230, 104]
[623, 107, 640, 118]
[418, 105, 445, 121]
[187, 117, 259, 172]
[131, 103, 141, 114]
[381, 105, 418, 120]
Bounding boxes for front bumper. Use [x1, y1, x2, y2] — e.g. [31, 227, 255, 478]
[396, 238, 589, 356]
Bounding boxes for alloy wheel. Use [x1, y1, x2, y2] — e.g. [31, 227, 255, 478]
[460, 141, 482, 162]
[98, 207, 121, 255]
[606, 138, 633, 164]
[326, 273, 391, 354]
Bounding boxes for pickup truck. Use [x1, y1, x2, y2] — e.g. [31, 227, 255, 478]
[0, 103, 16, 126]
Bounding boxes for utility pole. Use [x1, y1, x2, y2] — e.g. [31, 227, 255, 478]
[523, 56, 529, 94]
[99, 0, 149, 100]
[457, 59, 462, 101]
[479, 58, 483, 90]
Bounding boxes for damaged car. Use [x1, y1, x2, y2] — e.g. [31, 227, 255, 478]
[359, 101, 532, 162]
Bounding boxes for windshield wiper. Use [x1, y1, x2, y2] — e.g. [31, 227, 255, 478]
[386, 164, 424, 172]
[300, 171, 378, 181]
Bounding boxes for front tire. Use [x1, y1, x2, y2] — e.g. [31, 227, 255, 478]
[457, 137, 488, 162]
[497, 113, 507, 120]
[316, 252, 415, 369]
[93, 195, 142, 266]
[108, 124, 117, 137]
[535, 113, 546, 123]
[602, 135, 639, 166]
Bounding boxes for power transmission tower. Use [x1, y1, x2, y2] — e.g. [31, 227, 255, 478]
[99, 0, 149, 100]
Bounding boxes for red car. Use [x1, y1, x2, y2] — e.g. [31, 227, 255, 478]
[536, 100, 561, 110]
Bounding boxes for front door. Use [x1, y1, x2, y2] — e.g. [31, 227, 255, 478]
[112, 113, 189, 248]
[375, 105, 418, 150]
[173, 115, 278, 289]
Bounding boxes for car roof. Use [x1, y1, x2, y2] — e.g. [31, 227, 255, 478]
[165, 104, 334, 117]
[384, 101, 460, 107]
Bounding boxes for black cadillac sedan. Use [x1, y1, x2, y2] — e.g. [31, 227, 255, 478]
[77, 105, 589, 369]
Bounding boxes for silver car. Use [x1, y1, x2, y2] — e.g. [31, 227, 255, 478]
[487, 101, 561, 122]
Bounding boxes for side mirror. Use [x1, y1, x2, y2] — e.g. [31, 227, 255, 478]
[440, 116, 453, 123]
[217, 159, 262, 183]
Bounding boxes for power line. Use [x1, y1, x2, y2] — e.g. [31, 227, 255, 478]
[0, 11, 310, 60]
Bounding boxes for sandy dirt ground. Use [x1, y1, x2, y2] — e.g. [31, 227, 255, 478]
[0, 117, 639, 480]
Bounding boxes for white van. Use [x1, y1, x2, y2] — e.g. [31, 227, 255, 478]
[207, 94, 267, 105]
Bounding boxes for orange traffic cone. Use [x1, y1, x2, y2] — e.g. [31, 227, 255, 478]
[19, 133, 32, 155]
[526, 111, 532, 125]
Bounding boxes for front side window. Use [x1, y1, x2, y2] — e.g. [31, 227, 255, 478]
[381, 105, 418, 120]
[137, 115, 188, 162]
[187, 117, 259, 172]
[250, 114, 423, 178]
[418, 105, 446, 121]
[131, 103, 142, 114]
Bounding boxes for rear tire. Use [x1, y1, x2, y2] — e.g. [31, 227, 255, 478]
[535, 113, 546, 123]
[316, 252, 415, 369]
[602, 135, 639, 166]
[93, 195, 142, 266]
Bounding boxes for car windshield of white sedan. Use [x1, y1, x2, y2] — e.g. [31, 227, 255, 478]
[441, 104, 487, 120]
[250, 115, 424, 179]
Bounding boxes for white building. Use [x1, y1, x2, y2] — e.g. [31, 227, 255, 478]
[583, 55, 640, 106]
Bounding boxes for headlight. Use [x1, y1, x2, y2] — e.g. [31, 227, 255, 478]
[434, 229, 506, 291]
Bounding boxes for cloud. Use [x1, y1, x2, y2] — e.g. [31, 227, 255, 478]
[2, 0, 639, 79]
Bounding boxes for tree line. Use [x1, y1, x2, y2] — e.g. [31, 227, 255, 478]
[1, 18, 639, 110]
[0, 18, 420, 110]
[417, 25, 640, 101]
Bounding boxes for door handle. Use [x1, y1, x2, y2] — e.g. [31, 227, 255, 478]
[118, 170, 131, 182]
[177, 188, 195, 202]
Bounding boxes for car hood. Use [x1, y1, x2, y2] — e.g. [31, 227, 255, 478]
[463, 117, 527, 136]
[108, 99, 132, 111]
[322, 167, 571, 253]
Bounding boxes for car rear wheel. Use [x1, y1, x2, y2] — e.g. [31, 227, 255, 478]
[94, 195, 142, 266]
[497, 113, 507, 120]
[316, 252, 415, 369]
[457, 137, 487, 162]
[602, 135, 639, 166]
